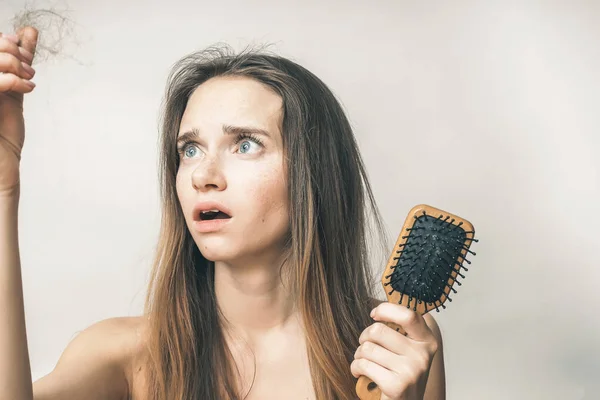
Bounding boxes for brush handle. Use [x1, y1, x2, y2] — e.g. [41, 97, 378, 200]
[356, 204, 476, 399]
[355, 321, 405, 400]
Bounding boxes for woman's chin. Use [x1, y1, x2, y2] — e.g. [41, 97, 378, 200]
[193, 234, 229, 258]
[194, 235, 287, 264]
[198, 248, 235, 263]
[195, 239, 246, 263]
[197, 243, 271, 264]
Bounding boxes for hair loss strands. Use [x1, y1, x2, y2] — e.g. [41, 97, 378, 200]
[9, 2, 84, 65]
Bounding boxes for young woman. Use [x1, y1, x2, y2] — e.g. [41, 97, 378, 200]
[0, 27, 445, 399]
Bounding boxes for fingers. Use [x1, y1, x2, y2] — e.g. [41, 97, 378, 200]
[16, 27, 39, 63]
[371, 302, 435, 343]
[351, 357, 411, 398]
[0, 33, 37, 94]
[359, 322, 416, 357]
[353, 323, 436, 399]
[358, 322, 436, 374]
[0, 53, 36, 79]
[0, 72, 35, 93]
[0, 35, 34, 64]
[0, 33, 20, 44]
[352, 304, 440, 398]
[354, 338, 409, 373]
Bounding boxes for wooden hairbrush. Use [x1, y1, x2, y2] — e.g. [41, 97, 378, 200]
[355, 204, 477, 399]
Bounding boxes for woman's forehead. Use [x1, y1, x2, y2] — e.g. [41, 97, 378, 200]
[181, 76, 283, 139]
[188, 77, 281, 118]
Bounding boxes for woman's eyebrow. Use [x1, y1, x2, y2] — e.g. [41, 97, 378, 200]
[222, 124, 271, 137]
[176, 125, 271, 147]
[176, 129, 200, 147]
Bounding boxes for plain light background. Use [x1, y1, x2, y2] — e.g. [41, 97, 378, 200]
[2, 0, 598, 399]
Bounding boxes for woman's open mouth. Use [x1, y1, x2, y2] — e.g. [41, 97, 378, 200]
[192, 202, 233, 233]
[199, 210, 231, 220]
[194, 208, 232, 233]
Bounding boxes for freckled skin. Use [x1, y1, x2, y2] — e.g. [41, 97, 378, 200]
[175, 76, 290, 264]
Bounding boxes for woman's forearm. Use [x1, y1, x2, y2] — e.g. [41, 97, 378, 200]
[0, 193, 34, 400]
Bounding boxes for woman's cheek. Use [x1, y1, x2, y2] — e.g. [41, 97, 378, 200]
[248, 171, 288, 225]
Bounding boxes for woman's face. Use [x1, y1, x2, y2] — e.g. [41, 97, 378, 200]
[175, 76, 289, 263]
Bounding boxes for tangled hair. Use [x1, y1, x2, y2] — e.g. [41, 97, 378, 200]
[143, 44, 388, 399]
[9, 4, 84, 65]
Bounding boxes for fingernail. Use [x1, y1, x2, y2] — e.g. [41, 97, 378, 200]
[1, 33, 20, 43]
[370, 308, 375, 318]
[22, 62, 35, 77]
[24, 80, 36, 89]
[18, 47, 34, 62]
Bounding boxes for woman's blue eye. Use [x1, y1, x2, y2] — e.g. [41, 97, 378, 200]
[239, 140, 252, 153]
[237, 137, 263, 154]
[235, 133, 263, 153]
[184, 145, 198, 158]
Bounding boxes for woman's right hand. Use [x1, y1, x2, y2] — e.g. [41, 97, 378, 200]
[0, 26, 38, 198]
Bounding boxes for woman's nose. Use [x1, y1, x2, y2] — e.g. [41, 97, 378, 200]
[191, 157, 227, 192]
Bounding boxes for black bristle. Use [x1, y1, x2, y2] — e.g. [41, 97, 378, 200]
[388, 213, 474, 304]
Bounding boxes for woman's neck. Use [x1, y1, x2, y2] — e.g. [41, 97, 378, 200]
[213, 255, 300, 343]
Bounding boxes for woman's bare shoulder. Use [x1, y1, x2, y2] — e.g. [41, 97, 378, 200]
[33, 315, 149, 400]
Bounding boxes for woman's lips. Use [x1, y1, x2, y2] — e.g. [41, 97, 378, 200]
[193, 217, 232, 233]
[193, 201, 233, 221]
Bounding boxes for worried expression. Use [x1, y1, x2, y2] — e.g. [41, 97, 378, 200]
[175, 76, 290, 263]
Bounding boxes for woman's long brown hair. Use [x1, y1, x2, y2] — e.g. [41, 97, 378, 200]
[143, 44, 388, 399]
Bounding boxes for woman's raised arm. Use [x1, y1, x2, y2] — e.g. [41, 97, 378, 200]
[0, 27, 134, 400]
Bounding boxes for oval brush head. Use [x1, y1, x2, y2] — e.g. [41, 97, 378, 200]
[356, 204, 478, 399]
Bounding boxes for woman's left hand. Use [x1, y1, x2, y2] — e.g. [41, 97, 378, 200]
[350, 302, 440, 400]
